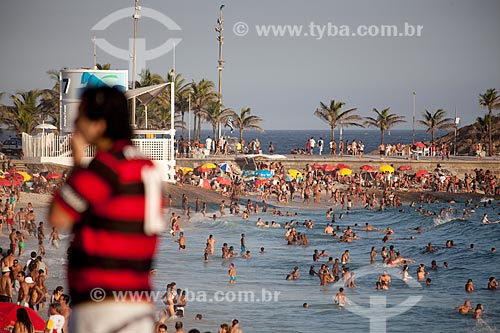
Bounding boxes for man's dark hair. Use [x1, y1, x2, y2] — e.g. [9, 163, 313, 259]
[79, 87, 132, 141]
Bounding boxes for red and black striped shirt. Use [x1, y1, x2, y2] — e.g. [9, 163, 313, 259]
[53, 140, 163, 305]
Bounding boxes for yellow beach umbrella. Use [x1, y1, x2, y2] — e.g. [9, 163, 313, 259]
[379, 165, 394, 173]
[17, 171, 31, 181]
[201, 163, 216, 169]
[182, 167, 194, 174]
[339, 168, 352, 176]
[288, 169, 303, 179]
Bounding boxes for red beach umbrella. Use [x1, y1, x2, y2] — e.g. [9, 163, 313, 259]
[323, 164, 336, 172]
[360, 165, 375, 172]
[398, 165, 412, 171]
[216, 176, 232, 186]
[311, 164, 325, 170]
[337, 164, 351, 170]
[0, 178, 11, 186]
[0, 303, 46, 332]
[254, 179, 269, 187]
[414, 142, 426, 148]
[415, 170, 430, 177]
[45, 172, 62, 179]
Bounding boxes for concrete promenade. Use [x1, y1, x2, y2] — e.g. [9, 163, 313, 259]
[177, 153, 500, 178]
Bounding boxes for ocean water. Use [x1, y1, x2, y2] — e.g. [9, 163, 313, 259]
[200, 129, 446, 155]
[153, 199, 500, 333]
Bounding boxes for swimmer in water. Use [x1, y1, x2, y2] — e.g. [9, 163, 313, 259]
[454, 300, 472, 315]
[333, 287, 347, 307]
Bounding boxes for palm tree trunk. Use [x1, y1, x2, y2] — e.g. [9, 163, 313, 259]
[197, 116, 201, 141]
[181, 111, 185, 137]
[489, 108, 493, 156]
[380, 129, 384, 145]
[240, 128, 243, 143]
[331, 126, 335, 143]
[431, 129, 435, 146]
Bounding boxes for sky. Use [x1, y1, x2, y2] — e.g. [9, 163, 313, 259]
[1, 0, 500, 130]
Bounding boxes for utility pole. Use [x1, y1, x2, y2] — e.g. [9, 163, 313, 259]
[131, 0, 140, 128]
[215, 4, 225, 140]
[412, 91, 416, 145]
[93, 34, 97, 70]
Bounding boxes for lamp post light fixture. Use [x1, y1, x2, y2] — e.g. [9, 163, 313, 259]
[216, 4, 225, 140]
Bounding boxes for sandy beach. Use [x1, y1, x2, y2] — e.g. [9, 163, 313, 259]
[1, 161, 498, 332]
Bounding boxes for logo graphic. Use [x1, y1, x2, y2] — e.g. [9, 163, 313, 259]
[92, 7, 182, 77]
[333, 265, 423, 333]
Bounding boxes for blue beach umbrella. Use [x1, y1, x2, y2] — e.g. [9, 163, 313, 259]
[255, 169, 272, 179]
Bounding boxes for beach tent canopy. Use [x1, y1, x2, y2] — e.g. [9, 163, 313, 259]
[124, 83, 171, 106]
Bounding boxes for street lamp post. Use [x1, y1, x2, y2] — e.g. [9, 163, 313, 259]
[216, 4, 225, 140]
[412, 91, 416, 145]
[454, 108, 460, 156]
[131, 0, 140, 128]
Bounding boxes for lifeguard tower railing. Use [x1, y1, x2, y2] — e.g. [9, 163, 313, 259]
[21, 130, 175, 182]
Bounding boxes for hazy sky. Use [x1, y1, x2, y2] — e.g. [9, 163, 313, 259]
[1, 0, 499, 130]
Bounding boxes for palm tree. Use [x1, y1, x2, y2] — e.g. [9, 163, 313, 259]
[165, 72, 192, 137]
[198, 101, 233, 140]
[417, 109, 455, 146]
[474, 115, 490, 143]
[190, 79, 217, 141]
[479, 88, 500, 156]
[96, 63, 111, 70]
[229, 107, 264, 143]
[314, 99, 363, 143]
[364, 108, 406, 145]
[0, 90, 43, 135]
[39, 69, 61, 129]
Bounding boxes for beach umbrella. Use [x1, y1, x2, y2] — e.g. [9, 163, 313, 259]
[45, 172, 63, 179]
[288, 169, 303, 179]
[285, 174, 293, 182]
[219, 163, 233, 173]
[0, 303, 46, 332]
[216, 176, 232, 185]
[337, 163, 351, 170]
[339, 168, 352, 176]
[360, 165, 375, 172]
[414, 142, 426, 148]
[311, 164, 324, 170]
[323, 164, 336, 172]
[182, 167, 194, 175]
[254, 179, 269, 187]
[415, 170, 430, 177]
[398, 165, 412, 171]
[0, 178, 11, 186]
[0, 170, 4, 178]
[379, 165, 394, 173]
[198, 163, 217, 173]
[255, 169, 273, 179]
[199, 178, 211, 189]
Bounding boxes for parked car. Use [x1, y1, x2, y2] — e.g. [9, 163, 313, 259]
[1, 138, 22, 157]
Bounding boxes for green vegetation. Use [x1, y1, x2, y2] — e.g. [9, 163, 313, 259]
[364, 107, 406, 145]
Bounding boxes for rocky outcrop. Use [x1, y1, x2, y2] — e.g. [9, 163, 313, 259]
[434, 115, 500, 155]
